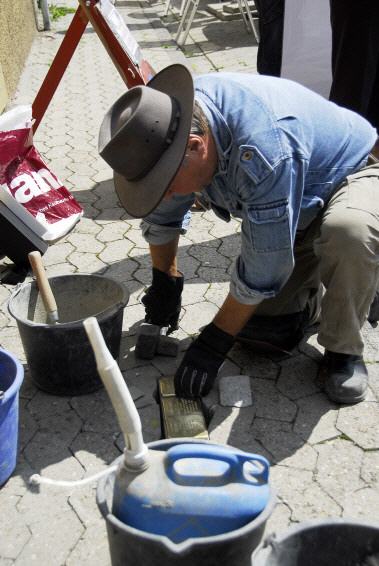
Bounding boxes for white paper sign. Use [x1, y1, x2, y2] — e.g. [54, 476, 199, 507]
[281, 0, 332, 98]
[98, 0, 141, 66]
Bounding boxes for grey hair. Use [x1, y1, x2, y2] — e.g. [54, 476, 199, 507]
[190, 99, 209, 136]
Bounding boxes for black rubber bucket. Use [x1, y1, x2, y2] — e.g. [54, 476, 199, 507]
[8, 274, 129, 396]
[251, 518, 379, 565]
[97, 438, 276, 566]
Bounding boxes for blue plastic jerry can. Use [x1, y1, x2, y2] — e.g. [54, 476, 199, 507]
[112, 443, 271, 543]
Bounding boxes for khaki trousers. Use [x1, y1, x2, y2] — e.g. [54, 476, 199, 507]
[255, 162, 379, 355]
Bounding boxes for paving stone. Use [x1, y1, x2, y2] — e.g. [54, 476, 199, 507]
[42, 242, 74, 266]
[263, 501, 292, 538]
[293, 393, 339, 445]
[342, 487, 379, 520]
[68, 487, 103, 527]
[270, 465, 341, 522]
[27, 391, 72, 419]
[315, 439, 364, 504]
[229, 345, 280, 380]
[14, 508, 84, 566]
[362, 322, 379, 363]
[137, 403, 162, 444]
[68, 251, 107, 272]
[181, 278, 209, 306]
[66, 522, 111, 566]
[103, 258, 139, 283]
[125, 364, 162, 401]
[67, 232, 104, 254]
[219, 375, 253, 407]
[251, 418, 317, 470]
[122, 303, 146, 334]
[98, 239, 135, 263]
[24, 433, 84, 481]
[298, 331, 324, 361]
[208, 406, 277, 460]
[336, 402, 379, 450]
[179, 301, 219, 335]
[367, 362, 379, 401]
[71, 390, 119, 434]
[250, 378, 297, 422]
[96, 222, 129, 243]
[361, 450, 379, 489]
[277, 355, 320, 400]
[18, 399, 38, 451]
[204, 281, 229, 307]
[0, 501, 31, 560]
[70, 432, 121, 474]
[188, 244, 231, 269]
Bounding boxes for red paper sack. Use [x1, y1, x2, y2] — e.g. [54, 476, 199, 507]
[0, 108, 83, 242]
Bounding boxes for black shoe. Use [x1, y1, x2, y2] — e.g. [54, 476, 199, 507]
[321, 351, 368, 404]
[368, 291, 379, 327]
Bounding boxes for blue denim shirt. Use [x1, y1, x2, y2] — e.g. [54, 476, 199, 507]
[141, 74, 377, 305]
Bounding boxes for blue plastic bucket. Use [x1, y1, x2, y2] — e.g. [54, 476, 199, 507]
[0, 349, 24, 486]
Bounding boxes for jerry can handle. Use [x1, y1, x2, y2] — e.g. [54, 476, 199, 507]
[166, 443, 270, 485]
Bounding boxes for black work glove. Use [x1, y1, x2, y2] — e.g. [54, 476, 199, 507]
[142, 268, 184, 334]
[174, 323, 234, 398]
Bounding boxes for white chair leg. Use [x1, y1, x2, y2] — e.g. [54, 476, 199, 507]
[175, 0, 199, 45]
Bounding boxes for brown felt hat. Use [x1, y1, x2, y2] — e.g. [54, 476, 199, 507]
[98, 64, 194, 218]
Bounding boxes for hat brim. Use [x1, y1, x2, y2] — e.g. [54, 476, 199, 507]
[113, 64, 194, 218]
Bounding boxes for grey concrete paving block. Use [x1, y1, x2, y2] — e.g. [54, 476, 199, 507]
[315, 439, 364, 504]
[277, 355, 320, 400]
[250, 378, 297, 422]
[270, 465, 341, 522]
[293, 393, 339, 445]
[361, 450, 379, 488]
[219, 374, 253, 407]
[251, 418, 317, 471]
[342, 486, 379, 520]
[14, 510, 84, 566]
[0, 514, 31, 560]
[156, 334, 179, 357]
[135, 323, 160, 359]
[138, 402, 162, 443]
[337, 402, 379, 450]
[180, 301, 219, 335]
[66, 523, 111, 566]
[228, 345, 280, 380]
[70, 432, 121, 475]
[263, 502, 292, 538]
[368, 362, 379, 401]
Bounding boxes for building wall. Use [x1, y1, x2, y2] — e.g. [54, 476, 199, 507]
[0, 0, 37, 112]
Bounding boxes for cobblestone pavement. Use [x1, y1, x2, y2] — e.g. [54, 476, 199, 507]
[1, 1, 378, 564]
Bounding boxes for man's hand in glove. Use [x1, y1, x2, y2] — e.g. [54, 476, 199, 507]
[142, 267, 184, 334]
[174, 323, 234, 398]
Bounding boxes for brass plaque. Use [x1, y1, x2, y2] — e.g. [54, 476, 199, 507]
[158, 377, 208, 439]
[158, 376, 176, 397]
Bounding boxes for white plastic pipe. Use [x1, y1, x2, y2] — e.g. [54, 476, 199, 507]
[83, 317, 149, 471]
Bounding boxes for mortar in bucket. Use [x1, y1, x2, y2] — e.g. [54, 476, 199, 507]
[8, 274, 128, 396]
[251, 518, 379, 566]
[0, 348, 24, 486]
[83, 318, 276, 566]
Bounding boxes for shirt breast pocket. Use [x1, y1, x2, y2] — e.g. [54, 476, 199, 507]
[247, 200, 292, 253]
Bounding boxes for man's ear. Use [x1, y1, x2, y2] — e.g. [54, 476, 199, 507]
[187, 134, 205, 155]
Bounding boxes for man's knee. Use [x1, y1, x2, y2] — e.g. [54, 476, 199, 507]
[317, 213, 374, 260]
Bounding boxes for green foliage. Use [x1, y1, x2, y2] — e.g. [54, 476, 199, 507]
[48, 4, 76, 21]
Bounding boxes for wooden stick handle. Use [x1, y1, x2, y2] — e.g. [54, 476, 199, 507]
[28, 251, 58, 316]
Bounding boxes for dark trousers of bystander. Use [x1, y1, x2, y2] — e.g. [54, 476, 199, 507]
[329, 0, 379, 131]
[254, 0, 284, 77]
